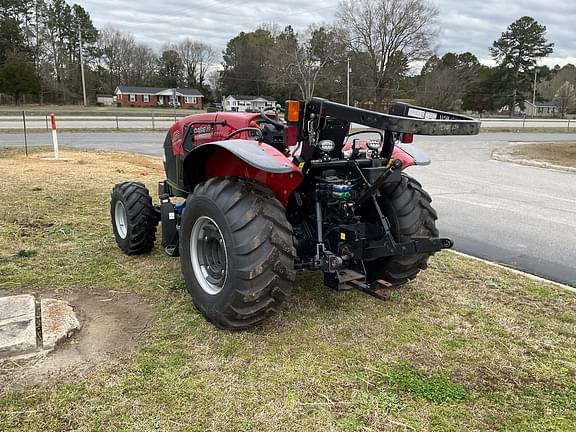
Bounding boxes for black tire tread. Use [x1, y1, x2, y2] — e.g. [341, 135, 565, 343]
[185, 177, 295, 329]
[369, 174, 438, 285]
[111, 182, 157, 255]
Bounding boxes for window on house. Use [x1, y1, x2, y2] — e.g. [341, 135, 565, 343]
[185, 96, 196, 104]
[129, 94, 136, 102]
[143, 95, 150, 103]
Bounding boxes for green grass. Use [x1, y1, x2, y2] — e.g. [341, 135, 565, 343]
[384, 363, 470, 402]
[0, 149, 575, 431]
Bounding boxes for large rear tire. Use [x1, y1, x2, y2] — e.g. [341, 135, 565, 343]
[363, 174, 439, 286]
[180, 177, 295, 330]
[111, 182, 158, 255]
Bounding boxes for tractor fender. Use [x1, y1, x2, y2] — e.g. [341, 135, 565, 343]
[391, 144, 431, 169]
[183, 140, 303, 207]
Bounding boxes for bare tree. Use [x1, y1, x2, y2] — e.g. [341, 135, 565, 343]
[337, 0, 438, 105]
[555, 81, 576, 117]
[175, 38, 216, 88]
[418, 67, 461, 110]
[275, 25, 346, 100]
[98, 27, 157, 89]
[538, 64, 576, 101]
[98, 27, 134, 89]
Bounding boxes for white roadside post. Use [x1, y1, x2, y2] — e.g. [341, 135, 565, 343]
[51, 112, 59, 159]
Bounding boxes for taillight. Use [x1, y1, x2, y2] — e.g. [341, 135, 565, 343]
[402, 133, 414, 144]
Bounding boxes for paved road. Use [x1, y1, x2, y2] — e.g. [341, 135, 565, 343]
[1, 115, 575, 130]
[409, 134, 576, 287]
[1, 131, 575, 286]
[0, 115, 182, 130]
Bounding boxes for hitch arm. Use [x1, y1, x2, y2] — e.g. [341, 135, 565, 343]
[355, 159, 403, 208]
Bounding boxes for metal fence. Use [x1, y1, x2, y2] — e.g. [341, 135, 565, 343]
[479, 117, 573, 130]
[1, 111, 574, 133]
[0, 111, 190, 132]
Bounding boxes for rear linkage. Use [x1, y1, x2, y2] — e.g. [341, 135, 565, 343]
[313, 157, 453, 298]
[297, 99, 470, 297]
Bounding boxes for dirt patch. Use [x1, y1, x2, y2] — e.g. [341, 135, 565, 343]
[492, 142, 576, 171]
[0, 287, 153, 390]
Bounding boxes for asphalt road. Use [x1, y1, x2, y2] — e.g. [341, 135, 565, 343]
[1, 115, 575, 130]
[409, 134, 576, 287]
[0, 115, 181, 130]
[1, 131, 575, 287]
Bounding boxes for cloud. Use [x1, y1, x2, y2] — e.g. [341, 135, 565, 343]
[79, 0, 575, 65]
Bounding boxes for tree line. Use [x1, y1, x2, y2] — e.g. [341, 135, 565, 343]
[1, 0, 575, 115]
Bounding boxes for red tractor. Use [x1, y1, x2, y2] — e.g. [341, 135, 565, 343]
[111, 98, 479, 329]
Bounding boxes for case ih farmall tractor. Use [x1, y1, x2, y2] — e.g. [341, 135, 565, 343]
[111, 99, 480, 329]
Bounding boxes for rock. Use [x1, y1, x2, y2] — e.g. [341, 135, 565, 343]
[41, 299, 81, 350]
[0, 294, 37, 356]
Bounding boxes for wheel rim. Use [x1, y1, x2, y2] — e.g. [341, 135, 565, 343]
[114, 201, 128, 239]
[190, 216, 228, 295]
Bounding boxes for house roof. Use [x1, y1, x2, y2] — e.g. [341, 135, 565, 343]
[227, 95, 276, 101]
[115, 86, 203, 97]
[116, 86, 165, 94]
[176, 88, 203, 96]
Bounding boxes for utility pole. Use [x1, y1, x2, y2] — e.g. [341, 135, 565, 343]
[532, 67, 538, 113]
[172, 88, 177, 121]
[346, 57, 351, 105]
[79, 28, 87, 106]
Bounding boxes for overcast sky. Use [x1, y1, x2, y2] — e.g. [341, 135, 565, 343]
[79, 0, 576, 67]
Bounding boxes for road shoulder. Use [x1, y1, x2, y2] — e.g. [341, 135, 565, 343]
[491, 142, 576, 172]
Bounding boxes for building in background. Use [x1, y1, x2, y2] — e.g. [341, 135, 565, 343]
[96, 94, 114, 106]
[114, 86, 204, 109]
[223, 95, 276, 112]
[524, 100, 560, 117]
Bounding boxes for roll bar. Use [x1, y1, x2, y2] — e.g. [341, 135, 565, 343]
[304, 98, 480, 136]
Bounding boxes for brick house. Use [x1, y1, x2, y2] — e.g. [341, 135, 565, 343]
[114, 86, 204, 109]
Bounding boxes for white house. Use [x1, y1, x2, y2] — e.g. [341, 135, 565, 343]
[223, 95, 276, 112]
[524, 100, 559, 117]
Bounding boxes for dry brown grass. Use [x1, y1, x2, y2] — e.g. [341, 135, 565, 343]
[508, 142, 576, 168]
[0, 149, 575, 431]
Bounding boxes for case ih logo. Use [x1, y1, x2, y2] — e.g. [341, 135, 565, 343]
[193, 126, 213, 134]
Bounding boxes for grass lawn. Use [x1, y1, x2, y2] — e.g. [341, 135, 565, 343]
[0, 149, 575, 431]
[507, 142, 576, 169]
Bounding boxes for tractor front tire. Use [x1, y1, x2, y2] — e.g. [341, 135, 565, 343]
[180, 177, 295, 330]
[111, 182, 158, 255]
[364, 174, 439, 286]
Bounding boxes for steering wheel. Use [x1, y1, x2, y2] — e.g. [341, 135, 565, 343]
[260, 111, 285, 130]
[224, 127, 264, 141]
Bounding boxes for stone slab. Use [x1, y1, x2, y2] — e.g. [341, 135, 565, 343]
[41, 299, 81, 350]
[0, 294, 37, 355]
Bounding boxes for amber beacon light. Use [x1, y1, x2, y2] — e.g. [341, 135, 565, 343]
[286, 100, 300, 123]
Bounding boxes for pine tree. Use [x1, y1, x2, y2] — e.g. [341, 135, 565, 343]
[490, 16, 554, 116]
